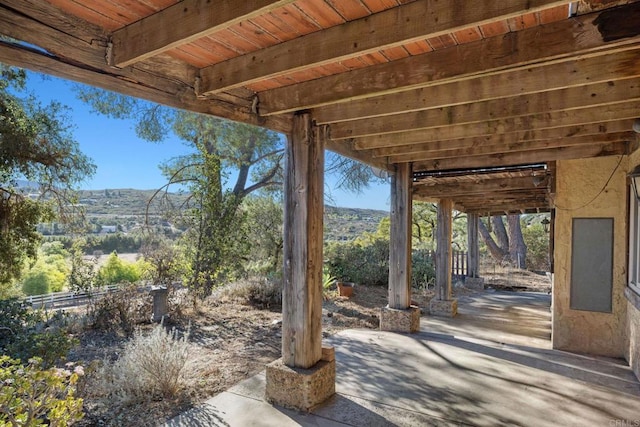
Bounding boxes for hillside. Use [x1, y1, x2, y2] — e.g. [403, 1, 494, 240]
[75, 189, 387, 241]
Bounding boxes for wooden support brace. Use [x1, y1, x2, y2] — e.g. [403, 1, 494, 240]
[281, 113, 324, 369]
[389, 163, 413, 309]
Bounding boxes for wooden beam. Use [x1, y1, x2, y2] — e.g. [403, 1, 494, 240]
[369, 121, 634, 155]
[198, 0, 570, 95]
[351, 97, 640, 149]
[260, 4, 640, 116]
[388, 132, 632, 163]
[110, 0, 295, 67]
[413, 176, 549, 197]
[282, 113, 324, 368]
[329, 79, 640, 138]
[389, 163, 413, 309]
[467, 213, 480, 279]
[325, 139, 388, 170]
[436, 199, 453, 301]
[0, 2, 294, 134]
[413, 141, 629, 170]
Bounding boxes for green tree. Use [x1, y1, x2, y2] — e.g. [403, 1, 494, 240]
[77, 87, 379, 298]
[0, 66, 95, 290]
[97, 252, 143, 285]
[243, 194, 284, 277]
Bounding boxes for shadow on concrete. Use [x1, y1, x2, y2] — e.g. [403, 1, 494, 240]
[164, 404, 231, 427]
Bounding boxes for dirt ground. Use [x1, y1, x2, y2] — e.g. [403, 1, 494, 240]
[70, 270, 550, 426]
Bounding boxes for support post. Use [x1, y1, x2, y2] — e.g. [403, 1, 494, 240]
[265, 113, 335, 411]
[430, 198, 458, 317]
[381, 163, 420, 332]
[465, 213, 484, 290]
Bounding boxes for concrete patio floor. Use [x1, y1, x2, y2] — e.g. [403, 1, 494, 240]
[166, 291, 640, 426]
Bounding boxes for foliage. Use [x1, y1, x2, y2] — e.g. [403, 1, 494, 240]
[97, 252, 145, 286]
[88, 284, 150, 337]
[0, 299, 76, 368]
[216, 277, 282, 308]
[522, 220, 550, 271]
[325, 238, 436, 287]
[411, 249, 436, 288]
[67, 240, 99, 296]
[21, 243, 70, 296]
[325, 238, 390, 286]
[77, 86, 382, 299]
[91, 324, 191, 404]
[242, 195, 283, 277]
[0, 66, 95, 286]
[140, 235, 184, 287]
[0, 356, 84, 426]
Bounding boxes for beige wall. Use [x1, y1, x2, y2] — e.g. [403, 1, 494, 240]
[553, 156, 628, 357]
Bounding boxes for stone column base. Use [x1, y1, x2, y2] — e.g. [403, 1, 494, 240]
[265, 347, 335, 412]
[380, 305, 421, 333]
[430, 298, 458, 317]
[464, 277, 485, 290]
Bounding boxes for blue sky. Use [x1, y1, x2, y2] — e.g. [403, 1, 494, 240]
[25, 72, 390, 211]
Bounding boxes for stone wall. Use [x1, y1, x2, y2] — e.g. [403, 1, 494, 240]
[553, 156, 628, 357]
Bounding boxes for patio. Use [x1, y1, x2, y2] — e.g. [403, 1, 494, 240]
[166, 291, 640, 426]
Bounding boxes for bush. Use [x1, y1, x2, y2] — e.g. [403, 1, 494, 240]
[0, 356, 84, 426]
[88, 284, 150, 337]
[97, 252, 144, 286]
[411, 249, 436, 288]
[92, 324, 191, 404]
[0, 299, 76, 368]
[325, 239, 436, 287]
[325, 238, 389, 286]
[216, 277, 282, 308]
[21, 251, 69, 296]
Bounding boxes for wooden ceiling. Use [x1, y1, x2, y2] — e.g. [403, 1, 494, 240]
[1, 0, 639, 214]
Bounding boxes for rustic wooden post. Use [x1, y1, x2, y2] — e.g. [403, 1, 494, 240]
[430, 198, 458, 317]
[265, 113, 335, 411]
[380, 162, 420, 332]
[465, 213, 485, 290]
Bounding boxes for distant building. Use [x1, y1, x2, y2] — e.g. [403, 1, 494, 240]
[100, 225, 117, 234]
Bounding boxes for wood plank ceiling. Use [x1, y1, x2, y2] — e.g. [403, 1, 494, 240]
[1, 0, 639, 214]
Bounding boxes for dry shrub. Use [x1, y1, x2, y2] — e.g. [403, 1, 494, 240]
[216, 277, 281, 308]
[88, 284, 151, 336]
[92, 323, 192, 405]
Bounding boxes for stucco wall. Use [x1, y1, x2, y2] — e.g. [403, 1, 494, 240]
[553, 156, 628, 357]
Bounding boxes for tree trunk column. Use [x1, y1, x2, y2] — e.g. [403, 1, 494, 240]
[430, 198, 458, 317]
[265, 113, 335, 411]
[465, 213, 485, 290]
[380, 162, 420, 333]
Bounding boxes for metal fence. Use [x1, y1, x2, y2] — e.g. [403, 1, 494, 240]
[24, 284, 120, 309]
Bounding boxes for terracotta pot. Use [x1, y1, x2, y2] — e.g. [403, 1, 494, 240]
[337, 281, 354, 297]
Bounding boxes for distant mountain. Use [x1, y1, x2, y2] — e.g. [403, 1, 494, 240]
[78, 188, 388, 241]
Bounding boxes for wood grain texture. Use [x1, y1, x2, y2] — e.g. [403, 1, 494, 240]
[364, 120, 634, 152]
[389, 162, 412, 309]
[387, 132, 632, 163]
[413, 141, 629, 171]
[329, 79, 640, 138]
[111, 0, 296, 67]
[282, 113, 324, 368]
[198, 0, 569, 94]
[467, 213, 480, 278]
[436, 199, 453, 300]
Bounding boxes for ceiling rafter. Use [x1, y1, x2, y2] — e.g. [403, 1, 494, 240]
[197, 0, 570, 95]
[109, 0, 297, 68]
[259, 3, 640, 116]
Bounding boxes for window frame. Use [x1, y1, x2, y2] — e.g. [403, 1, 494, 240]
[628, 189, 640, 296]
